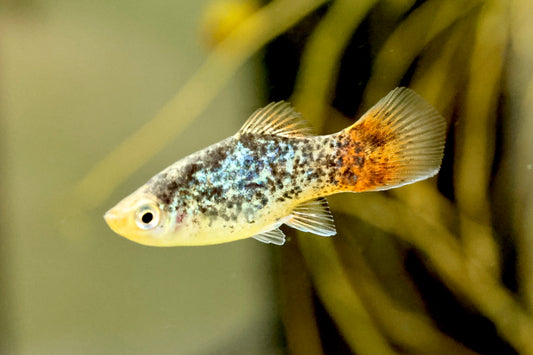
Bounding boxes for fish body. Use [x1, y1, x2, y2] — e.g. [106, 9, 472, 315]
[105, 88, 446, 246]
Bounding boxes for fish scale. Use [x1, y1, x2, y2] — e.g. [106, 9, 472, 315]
[149, 134, 336, 228]
[104, 88, 446, 246]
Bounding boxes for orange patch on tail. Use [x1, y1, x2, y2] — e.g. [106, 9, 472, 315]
[335, 111, 406, 192]
[330, 87, 446, 193]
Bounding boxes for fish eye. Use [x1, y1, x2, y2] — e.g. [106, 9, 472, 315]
[135, 204, 160, 230]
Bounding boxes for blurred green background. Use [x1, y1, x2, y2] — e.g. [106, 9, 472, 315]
[1, 1, 278, 354]
[2, 0, 533, 354]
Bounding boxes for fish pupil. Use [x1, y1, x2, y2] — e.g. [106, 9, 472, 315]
[142, 212, 153, 224]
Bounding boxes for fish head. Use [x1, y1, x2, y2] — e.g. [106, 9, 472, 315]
[104, 190, 186, 246]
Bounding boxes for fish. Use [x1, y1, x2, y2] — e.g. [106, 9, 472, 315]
[104, 87, 446, 246]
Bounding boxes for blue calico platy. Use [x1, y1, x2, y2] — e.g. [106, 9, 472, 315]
[104, 88, 446, 246]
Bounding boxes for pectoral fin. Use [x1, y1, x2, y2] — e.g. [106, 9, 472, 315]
[285, 198, 336, 236]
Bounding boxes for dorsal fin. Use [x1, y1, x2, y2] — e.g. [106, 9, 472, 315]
[252, 227, 286, 245]
[238, 101, 314, 138]
[285, 198, 336, 236]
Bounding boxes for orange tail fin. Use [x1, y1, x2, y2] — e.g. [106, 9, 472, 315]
[333, 87, 446, 192]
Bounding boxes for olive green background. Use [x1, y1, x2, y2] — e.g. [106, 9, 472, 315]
[1, 1, 279, 354]
[3, 0, 533, 354]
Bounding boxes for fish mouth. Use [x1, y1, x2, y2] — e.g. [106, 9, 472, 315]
[103, 207, 155, 245]
[104, 209, 125, 235]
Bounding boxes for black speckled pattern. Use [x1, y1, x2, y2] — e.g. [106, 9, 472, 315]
[147, 133, 338, 229]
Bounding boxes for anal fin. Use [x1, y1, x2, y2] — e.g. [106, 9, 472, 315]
[285, 198, 336, 237]
[252, 228, 286, 245]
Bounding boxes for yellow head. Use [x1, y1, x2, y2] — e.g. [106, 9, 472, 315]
[104, 190, 180, 246]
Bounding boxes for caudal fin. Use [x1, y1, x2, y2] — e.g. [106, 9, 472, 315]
[334, 87, 446, 192]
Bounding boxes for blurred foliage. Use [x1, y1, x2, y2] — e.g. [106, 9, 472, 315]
[199, 0, 261, 47]
[71, 0, 533, 353]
